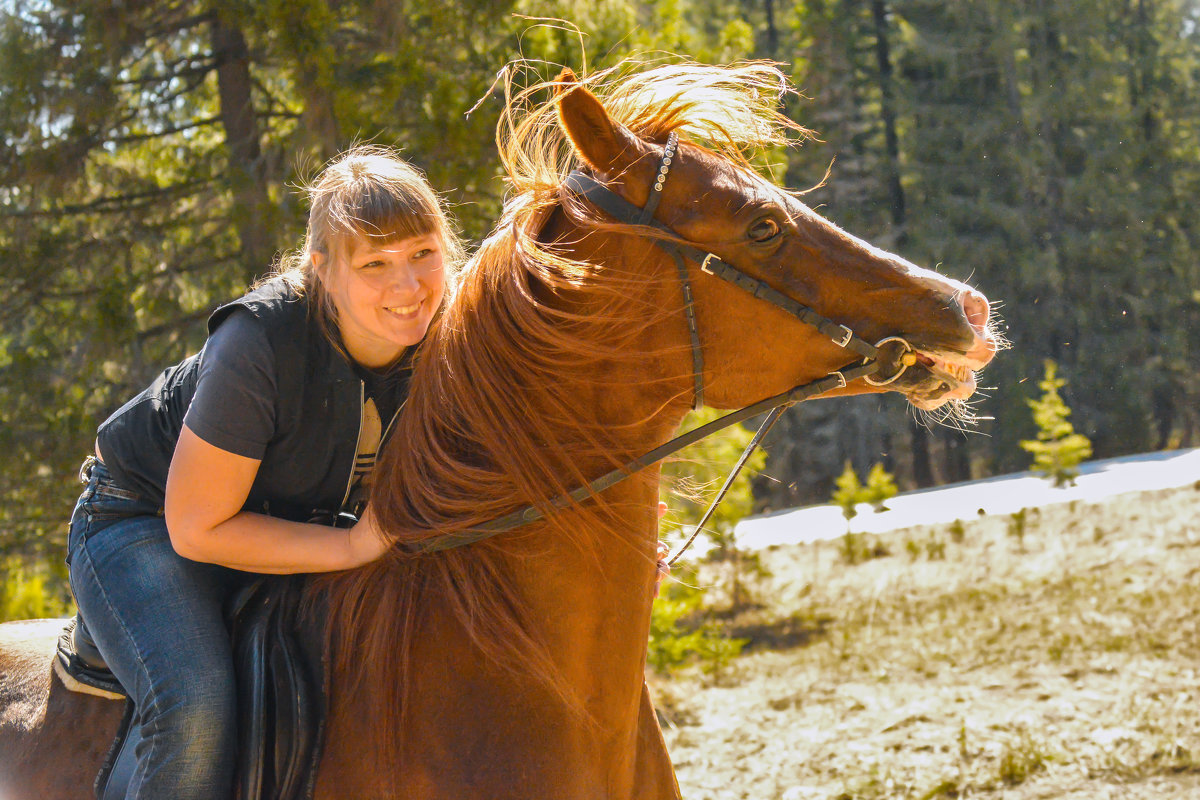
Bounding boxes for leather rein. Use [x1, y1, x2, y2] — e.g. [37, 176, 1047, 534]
[399, 131, 916, 561]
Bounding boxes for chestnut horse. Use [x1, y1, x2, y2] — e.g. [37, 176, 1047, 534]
[0, 63, 998, 798]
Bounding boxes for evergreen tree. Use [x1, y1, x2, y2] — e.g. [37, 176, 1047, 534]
[4, 0, 1200, 582]
[863, 462, 898, 512]
[831, 460, 898, 522]
[1020, 360, 1093, 487]
[831, 460, 865, 528]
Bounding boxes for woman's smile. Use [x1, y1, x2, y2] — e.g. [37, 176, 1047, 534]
[320, 233, 447, 367]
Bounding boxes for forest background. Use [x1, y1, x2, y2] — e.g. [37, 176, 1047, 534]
[1, 0, 1198, 592]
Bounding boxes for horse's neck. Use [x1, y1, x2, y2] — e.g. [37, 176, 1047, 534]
[319, 230, 686, 797]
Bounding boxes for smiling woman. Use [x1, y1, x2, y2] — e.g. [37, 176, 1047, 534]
[314, 234, 447, 368]
[0, 144, 468, 800]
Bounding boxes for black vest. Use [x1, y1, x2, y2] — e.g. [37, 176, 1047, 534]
[96, 278, 397, 522]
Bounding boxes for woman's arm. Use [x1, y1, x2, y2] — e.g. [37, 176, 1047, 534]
[164, 424, 391, 573]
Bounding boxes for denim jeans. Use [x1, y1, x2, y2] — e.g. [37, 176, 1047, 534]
[67, 458, 243, 799]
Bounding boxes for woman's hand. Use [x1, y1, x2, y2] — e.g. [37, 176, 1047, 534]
[345, 504, 394, 568]
[654, 501, 671, 598]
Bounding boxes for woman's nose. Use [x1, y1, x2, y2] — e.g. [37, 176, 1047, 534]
[387, 264, 421, 292]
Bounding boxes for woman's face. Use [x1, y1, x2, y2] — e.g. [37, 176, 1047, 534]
[316, 232, 446, 368]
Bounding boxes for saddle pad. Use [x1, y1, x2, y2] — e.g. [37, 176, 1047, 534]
[54, 617, 126, 701]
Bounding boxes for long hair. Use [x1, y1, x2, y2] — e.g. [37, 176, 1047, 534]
[312, 60, 806, 775]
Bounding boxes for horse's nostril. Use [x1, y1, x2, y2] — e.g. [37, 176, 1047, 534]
[962, 290, 990, 331]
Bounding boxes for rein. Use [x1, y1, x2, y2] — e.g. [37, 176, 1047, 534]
[398, 132, 916, 560]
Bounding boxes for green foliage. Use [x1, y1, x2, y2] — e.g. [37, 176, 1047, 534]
[904, 537, 922, 561]
[1006, 508, 1028, 549]
[925, 536, 946, 561]
[996, 732, 1053, 786]
[864, 463, 899, 512]
[647, 569, 745, 675]
[1020, 360, 1094, 487]
[840, 531, 890, 566]
[660, 407, 768, 610]
[831, 461, 899, 565]
[652, 407, 768, 669]
[831, 461, 899, 524]
[832, 461, 864, 523]
[904, 534, 946, 562]
[1, 558, 72, 622]
[661, 408, 766, 541]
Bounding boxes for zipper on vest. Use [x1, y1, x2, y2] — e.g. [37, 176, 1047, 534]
[379, 398, 405, 451]
[338, 380, 366, 514]
[338, 381, 407, 518]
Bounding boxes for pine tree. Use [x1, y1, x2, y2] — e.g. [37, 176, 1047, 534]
[863, 462, 898, 512]
[1021, 360, 1093, 487]
[831, 460, 898, 521]
[831, 460, 865, 527]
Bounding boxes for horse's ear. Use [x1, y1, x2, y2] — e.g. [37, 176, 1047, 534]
[555, 68, 647, 178]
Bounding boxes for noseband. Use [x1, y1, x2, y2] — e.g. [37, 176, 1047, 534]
[399, 132, 916, 559]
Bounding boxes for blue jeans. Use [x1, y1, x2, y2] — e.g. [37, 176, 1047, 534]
[67, 458, 242, 799]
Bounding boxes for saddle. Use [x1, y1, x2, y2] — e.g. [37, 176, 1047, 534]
[55, 575, 327, 800]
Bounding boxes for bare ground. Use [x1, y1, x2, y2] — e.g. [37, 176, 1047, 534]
[651, 482, 1200, 799]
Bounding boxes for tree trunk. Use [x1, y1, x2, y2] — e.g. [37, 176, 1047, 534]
[763, 0, 779, 59]
[211, 12, 275, 283]
[942, 430, 972, 483]
[871, 0, 940, 486]
[908, 417, 934, 488]
[871, 0, 906, 245]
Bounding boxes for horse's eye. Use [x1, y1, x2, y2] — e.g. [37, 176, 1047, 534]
[748, 218, 781, 242]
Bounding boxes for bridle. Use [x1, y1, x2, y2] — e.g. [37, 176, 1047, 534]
[398, 131, 916, 560]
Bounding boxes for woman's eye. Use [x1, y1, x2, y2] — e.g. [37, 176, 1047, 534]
[361, 260, 384, 270]
[413, 248, 432, 259]
[748, 218, 781, 242]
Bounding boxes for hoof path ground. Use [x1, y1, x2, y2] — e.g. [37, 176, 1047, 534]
[654, 473, 1200, 799]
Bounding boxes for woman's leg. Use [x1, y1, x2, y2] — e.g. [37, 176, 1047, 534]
[68, 470, 241, 799]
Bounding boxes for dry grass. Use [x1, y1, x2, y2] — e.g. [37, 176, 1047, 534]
[652, 483, 1200, 799]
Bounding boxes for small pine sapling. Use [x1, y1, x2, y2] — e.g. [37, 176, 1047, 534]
[863, 462, 899, 512]
[1020, 360, 1093, 487]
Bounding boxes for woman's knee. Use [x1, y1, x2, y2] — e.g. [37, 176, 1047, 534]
[145, 672, 237, 747]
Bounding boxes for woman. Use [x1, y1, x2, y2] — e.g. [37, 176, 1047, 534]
[67, 145, 462, 798]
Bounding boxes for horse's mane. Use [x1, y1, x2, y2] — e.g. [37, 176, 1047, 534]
[311, 60, 805, 774]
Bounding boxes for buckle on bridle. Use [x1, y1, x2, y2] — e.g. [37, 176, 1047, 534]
[700, 253, 718, 274]
[832, 325, 854, 348]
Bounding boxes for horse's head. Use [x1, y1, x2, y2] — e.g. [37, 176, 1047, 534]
[554, 67, 999, 415]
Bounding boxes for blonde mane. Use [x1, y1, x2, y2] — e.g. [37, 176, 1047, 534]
[313, 60, 807, 776]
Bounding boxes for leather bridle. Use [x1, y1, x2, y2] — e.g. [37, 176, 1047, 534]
[399, 131, 916, 560]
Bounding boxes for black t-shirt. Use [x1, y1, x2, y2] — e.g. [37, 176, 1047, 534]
[98, 283, 415, 518]
[183, 310, 278, 459]
[182, 308, 414, 516]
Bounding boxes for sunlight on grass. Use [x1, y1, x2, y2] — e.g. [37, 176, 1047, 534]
[659, 483, 1200, 799]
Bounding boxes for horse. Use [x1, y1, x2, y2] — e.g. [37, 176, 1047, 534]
[0, 62, 999, 799]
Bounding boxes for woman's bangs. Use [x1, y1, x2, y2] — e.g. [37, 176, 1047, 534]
[331, 187, 441, 260]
